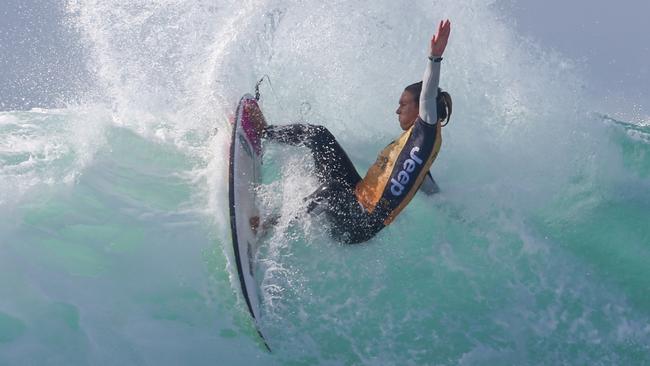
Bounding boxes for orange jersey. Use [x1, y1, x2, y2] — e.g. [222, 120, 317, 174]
[355, 118, 442, 225]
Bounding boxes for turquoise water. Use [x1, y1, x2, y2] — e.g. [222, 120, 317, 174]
[2, 0, 649, 364]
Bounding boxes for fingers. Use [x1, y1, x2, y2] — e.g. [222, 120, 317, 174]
[437, 19, 451, 40]
[429, 19, 451, 57]
[442, 19, 450, 35]
[434, 19, 451, 40]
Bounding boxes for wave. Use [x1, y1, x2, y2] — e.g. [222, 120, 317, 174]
[1, 0, 649, 364]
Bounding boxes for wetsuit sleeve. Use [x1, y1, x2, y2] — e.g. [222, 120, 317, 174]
[419, 60, 441, 125]
[420, 171, 440, 195]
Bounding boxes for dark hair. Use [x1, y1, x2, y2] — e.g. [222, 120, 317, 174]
[404, 81, 453, 126]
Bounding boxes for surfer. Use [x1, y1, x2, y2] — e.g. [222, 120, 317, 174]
[260, 19, 452, 244]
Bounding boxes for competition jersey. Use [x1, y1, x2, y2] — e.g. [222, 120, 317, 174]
[354, 117, 442, 225]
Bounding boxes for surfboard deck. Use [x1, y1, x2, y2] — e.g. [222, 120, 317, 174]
[228, 93, 270, 351]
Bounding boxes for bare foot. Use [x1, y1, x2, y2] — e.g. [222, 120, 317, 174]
[249, 214, 280, 238]
[249, 216, 260, 235]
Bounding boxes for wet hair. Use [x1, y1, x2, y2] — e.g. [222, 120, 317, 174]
[404, 81, 453, 126]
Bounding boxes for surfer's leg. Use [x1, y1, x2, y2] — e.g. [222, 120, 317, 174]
[264, 124, 361, 186]
[263, 124, 311, 145]
[304, 183, 383, 244]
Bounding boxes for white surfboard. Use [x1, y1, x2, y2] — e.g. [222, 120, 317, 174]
[228, 94, 270, 350]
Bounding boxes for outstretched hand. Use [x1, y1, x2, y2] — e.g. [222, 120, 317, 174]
[430, 19, 451, 58]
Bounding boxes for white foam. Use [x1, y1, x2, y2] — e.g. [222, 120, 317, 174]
[0, 106, 110, 206]
[50, 0, 650, 362]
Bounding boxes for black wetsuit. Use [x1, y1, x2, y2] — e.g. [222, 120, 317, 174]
[263, 124, 384, 243]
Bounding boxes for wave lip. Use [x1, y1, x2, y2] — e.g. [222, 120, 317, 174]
[0, 107, 109, 206]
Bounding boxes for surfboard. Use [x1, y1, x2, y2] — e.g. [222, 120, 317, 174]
[228, 93, 270, 350]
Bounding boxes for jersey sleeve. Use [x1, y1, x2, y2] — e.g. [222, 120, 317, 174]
[419, 60, 441, 125]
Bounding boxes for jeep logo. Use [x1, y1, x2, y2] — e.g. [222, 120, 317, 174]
[390, 147, 423, 196]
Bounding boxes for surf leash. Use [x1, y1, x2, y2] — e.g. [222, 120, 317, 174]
[254, 75, 272, 101]
[254, 74, 290, 117]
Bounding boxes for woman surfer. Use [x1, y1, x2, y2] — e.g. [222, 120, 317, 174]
[261, 19, 453, 244]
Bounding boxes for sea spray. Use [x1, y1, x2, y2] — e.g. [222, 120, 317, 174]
[0, 0, 648, 364]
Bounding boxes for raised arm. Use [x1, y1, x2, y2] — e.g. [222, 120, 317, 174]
[419, 19, 451, 125]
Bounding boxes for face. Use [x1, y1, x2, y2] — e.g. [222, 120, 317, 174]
[396, 90, 419, 131]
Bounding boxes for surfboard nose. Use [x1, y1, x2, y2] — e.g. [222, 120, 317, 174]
[240, 98, 267, 155]
[244, 101, 267, 134]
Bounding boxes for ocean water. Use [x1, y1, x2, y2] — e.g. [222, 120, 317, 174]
[1, 0, 650, 365]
